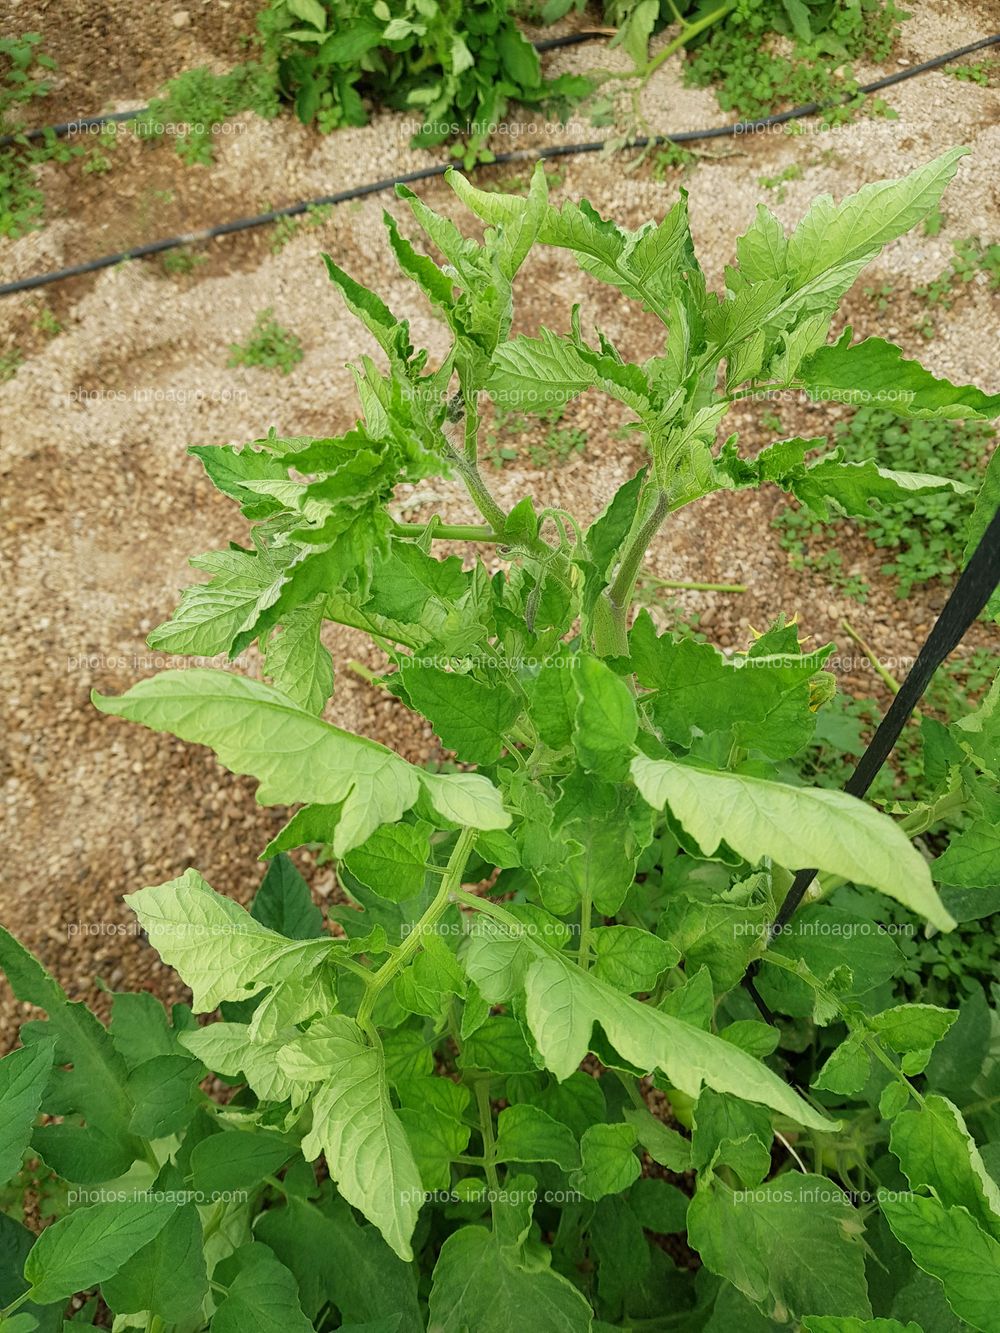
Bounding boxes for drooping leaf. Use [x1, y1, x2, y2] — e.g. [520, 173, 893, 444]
[125, 869, 335, 1012]
[631, 754, 954, 930]
[464, 930, 836, 1130]
[288, 1017, 424, 1260]
[94, 670, 508, 853]
[688, 1174, 871, 1321]
[798, 333, 1000, 421]
[890, 1095, 1000, 1241]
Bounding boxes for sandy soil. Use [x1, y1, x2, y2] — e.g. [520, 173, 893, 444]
[1, 0, 998, 1037]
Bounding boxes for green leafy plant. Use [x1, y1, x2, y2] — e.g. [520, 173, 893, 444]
[0, 35, 81, 238]
[580, 0, 904, 120]
[0, 33, 55, 124]
[2, 149, 1000, 1331]
[945, 56, 998, 86]
[228, 308, 304, 374]
[484, 404, 588, 469]
[133, 62, 280, 165]
[913, 236, 1000, 338]
[32, 304, 61, 336]
[269, 203, 334, 254]
[758, 162, 804, 202]
[258, 0, 591, 165]
[680, 0, 905, 119]
[0, 348, 23, 382]
[161, 246, 208, 276]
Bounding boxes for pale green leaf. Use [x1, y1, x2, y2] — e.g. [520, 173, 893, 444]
[298, 1017, 423, 1261]
[94, 670, 507, 852]
[891, 1094, 1000, 1241]
[689, 1174, 871, 1321]
[798, 333, 1000, 420]
[787, 149, 967, 286]
[263, 598, 334, 715]
[485, 945, 838, 1130]
[125, 869, 335, 1012]
[631, 754, 954, 930]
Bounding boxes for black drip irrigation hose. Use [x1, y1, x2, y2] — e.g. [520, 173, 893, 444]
[1, 32, 997, 298]
[743, 503, 1000, 1027]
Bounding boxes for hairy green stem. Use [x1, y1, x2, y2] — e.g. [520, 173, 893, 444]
[641, 2, 735, 82]
[595, 488, 670, 655]
[356, 827, 476, 1038]
[391, 520, 501, 542]
[454, 454, 509, 533]
[841, 619, 905, 697]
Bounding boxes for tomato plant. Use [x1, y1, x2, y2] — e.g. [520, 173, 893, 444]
[2, 148, 999, 1331]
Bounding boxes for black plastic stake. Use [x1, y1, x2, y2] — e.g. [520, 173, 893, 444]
[745, 500, 1000, 1024]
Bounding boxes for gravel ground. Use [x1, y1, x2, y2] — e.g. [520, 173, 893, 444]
[1, 0, 998, 1037]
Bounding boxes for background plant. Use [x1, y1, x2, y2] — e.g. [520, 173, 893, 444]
[228, 308, 304, 374]
[0, 34, 81, 239]
[2, 149, 999, 1331]
[258, 0, 591, 166]
[773, 407, 994, 598]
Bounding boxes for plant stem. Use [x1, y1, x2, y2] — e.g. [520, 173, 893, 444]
[840, 619, 906, 698]
[452, 452, 510, 533]
[391, 520, 500, 542]
[451, 886, 525, 933]
[0, 1291, 31, 1321]
[641, 1, 735, 82]
[578, 892, 593, 970]
[356, 827, 475, 1039]
[596, 488, 670, 654]
[474, 1077, 501, 1196]
[609, 490, 670, 610]
[345, 659, 385, 687]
